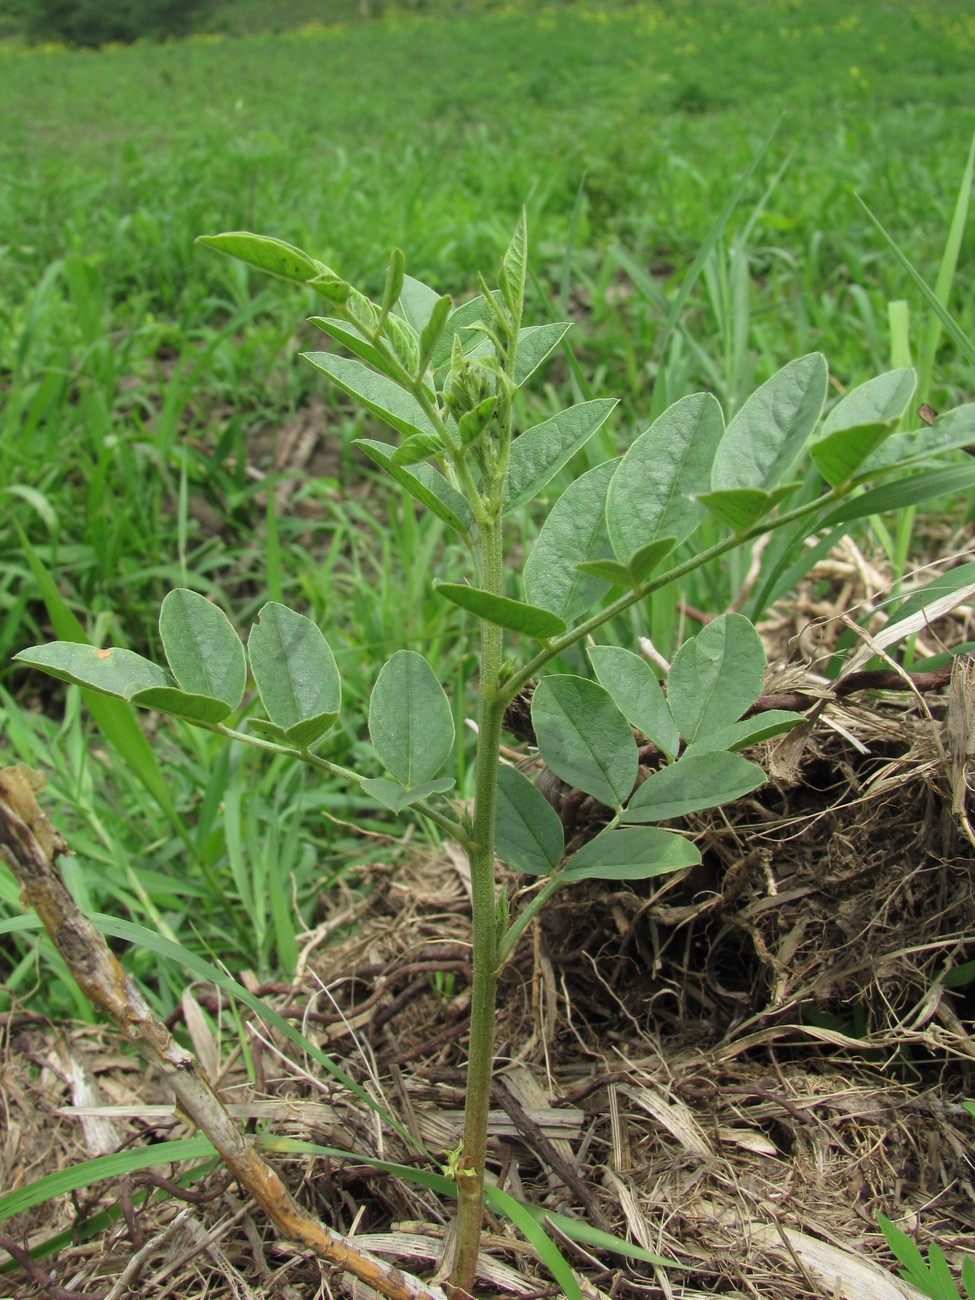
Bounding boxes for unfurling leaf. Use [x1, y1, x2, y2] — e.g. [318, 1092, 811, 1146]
[417, 293, 453, 374]
[381, 248, 406, 321]
[498, 207, 528, 319]
[196, 231, 326, 285]
[391, 432, 444, 466]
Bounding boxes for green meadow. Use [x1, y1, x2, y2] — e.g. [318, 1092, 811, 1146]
[1, 0, 974, 1007]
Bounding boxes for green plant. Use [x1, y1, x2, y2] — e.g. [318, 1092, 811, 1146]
[880, 1214, 975, 1300]
[12, 213, 975, 1295]
[19, 0, 208, 46]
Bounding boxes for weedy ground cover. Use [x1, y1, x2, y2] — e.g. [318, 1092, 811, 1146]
[1, 4, 975, 1293]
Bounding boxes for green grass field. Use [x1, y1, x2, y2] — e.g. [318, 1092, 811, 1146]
[1, 0, 974, 1008]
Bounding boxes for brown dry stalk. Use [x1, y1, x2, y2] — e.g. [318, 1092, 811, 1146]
[0, 764, 448, 1300]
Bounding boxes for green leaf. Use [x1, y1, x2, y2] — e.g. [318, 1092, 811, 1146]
[494, 764, 565, 876]
[524, 459, 618, 621]
[682, 710, 804, 756]
[561, 826, 700, 881]
[196, 231, 323, 284]
[308, 273, 351, 304]
[158, 588, 246, 710]
[431, 291, 504, 371]
[248, 603, 342, 738]
[308, 316, 392, 374]
[247, 713, 339, 749]
[0, 1135, 217, 1224]
[390, 432, 444, 466]
[811, 423, 899, 487]
[821, 462, 975, 526]
[861, 401, 975, 474]
[499, 208, 528, 318]
[811, 368, 918, 485]
[628, 536, 678, 582]
[361, 776, 455, 812]
[384, 313, 420, 373]
[711, 353, 828, 491]
[588, 645, 679, 759]
[823, 368, 917, 437]
[416, 293, 453, 373]
[303, 351, 437, 441]
[368, 649, 454, 785]
[355, 438, 472, 536]
[574, 559, 629, 585]
[129, 686, 232, 725]
[504, 399, 617, 513]
[513, 321, 572, 387]
[667, 613, 766, 743]
[624, 751, 766, 822]
[457, 395, 498, 446]
[532, 675, 638, 809]
[607, 392, 724, 561]
[395, 273, 443, 335]
[16, 530, 184, 832]
[14, 642, 169, 700]
[381, 247, 406, 320]
[858, 198, 975, 369]
[483, 1182, 584, 1300]
[697, 483, 799, 532]
[435, 584, 566, 640]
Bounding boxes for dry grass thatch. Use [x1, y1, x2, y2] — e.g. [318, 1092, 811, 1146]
[4, 549, 975, 1299]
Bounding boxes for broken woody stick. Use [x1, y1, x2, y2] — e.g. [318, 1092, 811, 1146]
[0, 764, 449, 1300]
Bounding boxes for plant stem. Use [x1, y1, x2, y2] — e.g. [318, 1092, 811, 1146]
[504, 486, 847, 701]
[449, 513, 505, 1296]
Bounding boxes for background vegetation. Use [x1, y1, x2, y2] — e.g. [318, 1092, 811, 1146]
[1, 0, 973, 1014]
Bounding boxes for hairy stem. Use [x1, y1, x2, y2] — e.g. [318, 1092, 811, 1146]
[449, 513, 505, 1296]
